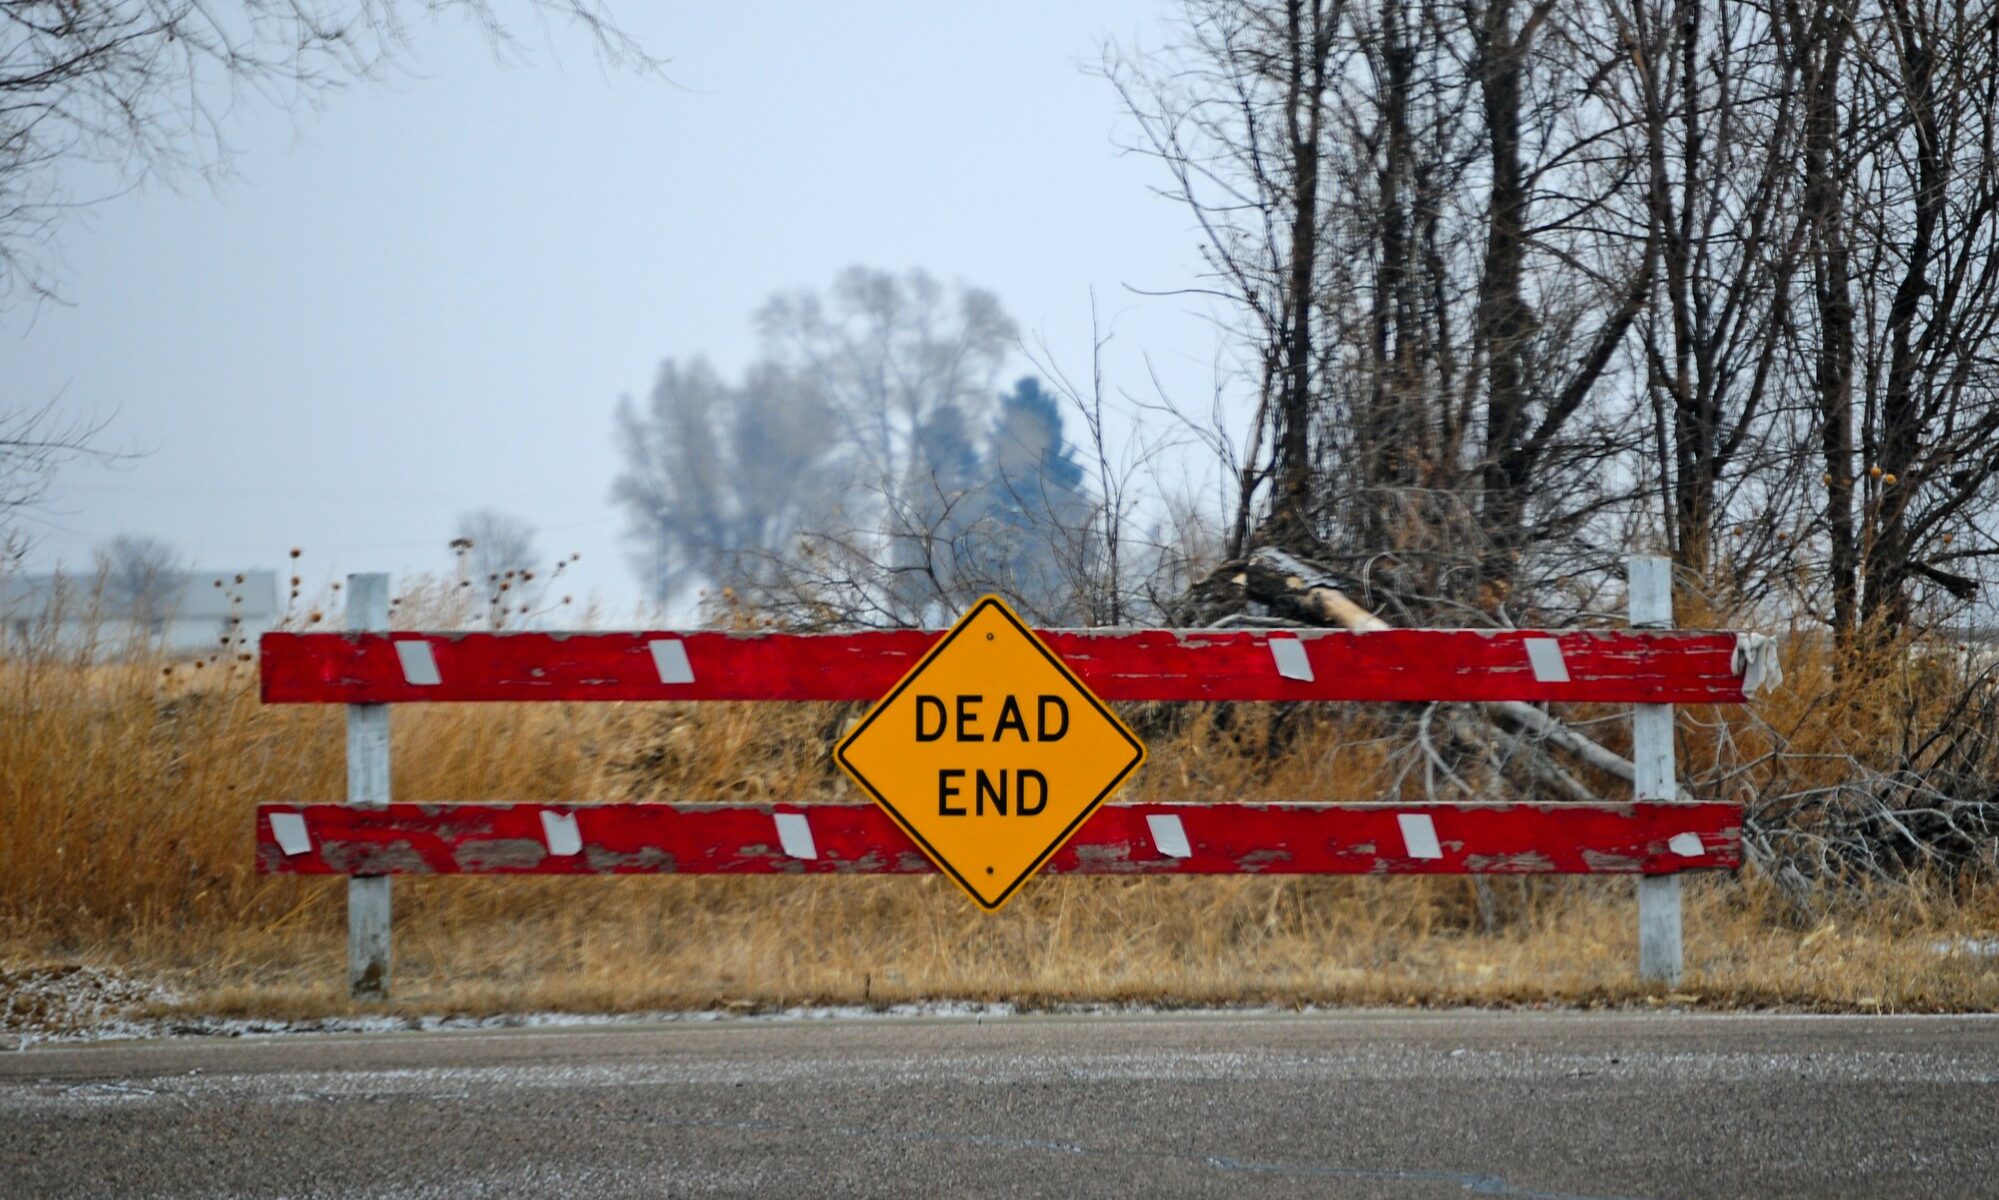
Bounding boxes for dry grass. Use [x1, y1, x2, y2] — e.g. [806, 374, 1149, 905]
[1, 622, 1995, 1023]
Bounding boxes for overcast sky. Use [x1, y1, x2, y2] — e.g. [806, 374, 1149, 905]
[4, 2, 1238, 615]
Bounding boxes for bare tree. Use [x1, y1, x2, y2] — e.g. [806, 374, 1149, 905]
[1107, 0, 1999, 898]
[1788, 0, 1862, 637]
[0, 1, 659, 567]
[612, 269, 1150, 627]
[745, 267, 1022, 624]
[1722, 0, 1999, 643]
[1111, 1, 1662, 620]
[1623, 0, 1810, 595]
[0, 401, 115, 561]
[613, 358, 841, 609]
[451, 508, 542, 627]
[756, 267, 1016, 592]
[1846, 0, 1999, 634]
[0, 0, 660, 307]
[454, 509, 536, 582]
[96, 532, 182, 629]
[1104, 1, 1343, 558]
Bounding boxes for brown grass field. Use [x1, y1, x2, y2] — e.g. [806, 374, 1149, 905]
[2, 619, 1995, 1029]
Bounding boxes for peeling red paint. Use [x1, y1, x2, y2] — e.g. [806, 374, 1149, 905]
[582, 847, 677, 872]
[255, 801, 1742, 877]
[1463, 851, 1561, 873]
[451, 839, 548, 872]
[1582, 849, 1646, 872]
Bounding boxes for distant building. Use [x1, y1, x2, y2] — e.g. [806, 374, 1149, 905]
[1, 569, 281, 658]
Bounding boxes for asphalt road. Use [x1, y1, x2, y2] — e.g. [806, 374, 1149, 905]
[1, 1010, 1994, 1199]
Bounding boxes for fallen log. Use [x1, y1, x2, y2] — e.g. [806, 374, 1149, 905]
[1244, 548, 1390, 631]
[1243, 546, 1693, 803]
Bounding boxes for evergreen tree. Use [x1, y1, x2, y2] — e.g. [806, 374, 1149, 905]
[976, 377, 1095, 615]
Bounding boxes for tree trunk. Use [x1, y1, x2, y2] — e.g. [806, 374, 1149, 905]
[1473, 0, 1532, 586]
[1264, 0, 1330, 547]
[1862, 2, 1942, 637]
[1792, 0, 1857, 641]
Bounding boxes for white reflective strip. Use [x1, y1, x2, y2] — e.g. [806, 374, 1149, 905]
[1668, 832, 1705, 858]
[540, 810, 583, 857]
[270, 812, 312, 856]
[1524, 638, 1570, 683]
[649, 639, 695, 685]
[395, 640, 441, 686]
[1270, 636, 1314, 681]
[1147, 813, 1192, 859]
[775, 812, 817, 859]
[1397, 812, 1444, 860]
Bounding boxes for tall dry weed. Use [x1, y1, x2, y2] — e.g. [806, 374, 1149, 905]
[1, 593, 1994, 1015]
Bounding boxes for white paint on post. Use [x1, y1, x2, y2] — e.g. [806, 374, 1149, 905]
[1668, 832, 1706, 858]
[1268, 636, 1315, 681]
[269, 811, 313, 857]
[649, 639, 696, 685]
[774, 812, 818, 860]
[347, 573, 393, 1001]
[1396, 812, 1444, 860]
[1638, 873, 1683, 984]
[1629, 555, 1683, 986]
[1146, 813, 1192, 859]
[394, 639, 441, 686]
[1524, 638, 1570, 683]
[540, 810, 583, 857]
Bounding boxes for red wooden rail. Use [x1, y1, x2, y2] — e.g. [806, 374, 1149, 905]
[275, 568, 1742, 996]
[260, 628, 1749, 706]
[256, 801, 1741, 877]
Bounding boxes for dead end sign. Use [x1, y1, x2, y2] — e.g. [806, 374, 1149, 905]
[835, 595, 1147, 910]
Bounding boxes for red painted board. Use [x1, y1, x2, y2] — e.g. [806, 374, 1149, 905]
[260, 628, 1750, 705]
[256, 801, 1741, 877]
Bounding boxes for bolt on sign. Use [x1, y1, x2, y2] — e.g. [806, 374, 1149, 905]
[835, 596, 1147, 911]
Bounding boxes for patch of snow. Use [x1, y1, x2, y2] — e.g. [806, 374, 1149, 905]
[5, 997, 1032, 1050]
[1930, 937, 1999, 958]
[1, 965, 181, 1048]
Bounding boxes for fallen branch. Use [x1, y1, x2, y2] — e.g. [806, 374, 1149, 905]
[1245, 548, 1390, 631]
[1243, 547, 1688, 803]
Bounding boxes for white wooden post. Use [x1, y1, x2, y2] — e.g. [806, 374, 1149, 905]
[1628, 555, 1682, 985]
[346, 573, 392, 1000]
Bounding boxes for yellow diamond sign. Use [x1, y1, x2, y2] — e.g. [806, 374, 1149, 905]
[835, 595, 1146, 911]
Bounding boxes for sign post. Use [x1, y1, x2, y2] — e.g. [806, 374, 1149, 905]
[835, 596, 1146, 910]
[346, 573, 392, 999]
[1629, 556, 1683, 985]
